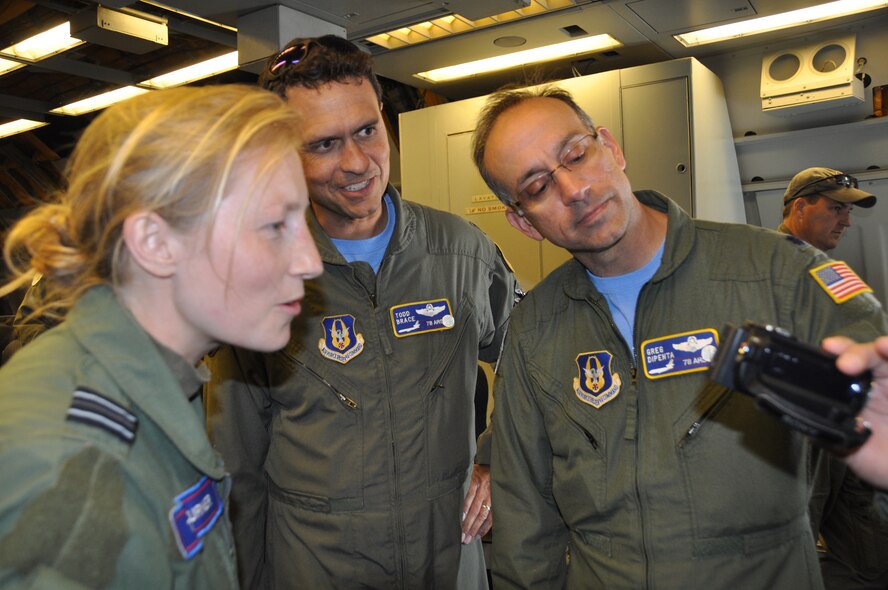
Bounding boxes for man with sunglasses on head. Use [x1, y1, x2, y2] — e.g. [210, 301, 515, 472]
[780, 167, 887, 590]
[470, 84, 888, 589]
[780, 167, 877, 253]
[204, 35, 519, 589]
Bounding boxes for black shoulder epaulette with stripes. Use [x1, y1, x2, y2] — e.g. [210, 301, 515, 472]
[66, 387, 138, 444]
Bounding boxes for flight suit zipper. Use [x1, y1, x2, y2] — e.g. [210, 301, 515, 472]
[678, 388, 733, 448]
[291, 358, 359, 409]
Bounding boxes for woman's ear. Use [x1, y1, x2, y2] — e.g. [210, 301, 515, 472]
[122, 211, 180, 278]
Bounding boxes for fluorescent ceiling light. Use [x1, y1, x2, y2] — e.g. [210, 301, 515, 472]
[0, 57, 25, 76]
[1, 22, 84, 61]
[0, 119, 48, 139]
[51, 86, 150, 116]
[140, 51, 239, 89]
[414, 34, 622, 82]
[674, 0, 888, 47]
[47, 52, 240, 117]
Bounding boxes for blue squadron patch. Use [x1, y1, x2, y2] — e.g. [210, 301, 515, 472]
[390, 298, 455, 338]
[169, 476, 224, 560]
[573, 351, 622, 409]
[641, 328, 719, 380]
[318, 315, 365, 364]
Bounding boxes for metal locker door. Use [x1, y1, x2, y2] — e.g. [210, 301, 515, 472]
[621, 78, 694, 215]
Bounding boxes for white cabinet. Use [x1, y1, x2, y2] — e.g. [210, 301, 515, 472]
[399, 57, 743, 289]
[735, 116, 888, 306]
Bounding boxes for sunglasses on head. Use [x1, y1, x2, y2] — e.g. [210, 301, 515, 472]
[268, 36, 362, 75]
[786, 173, 859, 203]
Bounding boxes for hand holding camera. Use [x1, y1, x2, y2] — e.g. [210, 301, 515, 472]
[822, 335, 888, 490]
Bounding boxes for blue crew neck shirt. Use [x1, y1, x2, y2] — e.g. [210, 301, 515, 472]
[586, 240, 665, 358]
[329, 193, 395, 273]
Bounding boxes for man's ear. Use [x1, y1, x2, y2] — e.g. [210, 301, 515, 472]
[506, 208, 545, 242]
[122, 211, 180, 278]
[596, 127, 627, 171]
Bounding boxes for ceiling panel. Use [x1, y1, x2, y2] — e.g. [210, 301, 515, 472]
[2, 0, 888, 209]
[626, 0, 756, 33]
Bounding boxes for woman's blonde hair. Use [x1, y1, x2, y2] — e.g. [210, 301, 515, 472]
[2, 84, 302, 323]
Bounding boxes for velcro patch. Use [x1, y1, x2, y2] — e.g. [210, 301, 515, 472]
[318, 314, 365, 364]
[810, 261, 873, 304]
[641, 329, 719, 380]
[573, 350, 622, 409]
[390, 299, 454, 338]
[169, 476, 224, 560]
[66, 388, 138, 444]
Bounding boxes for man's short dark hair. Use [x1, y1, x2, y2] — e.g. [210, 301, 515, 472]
[472, 84, 596, 206]
[258, 35, 383, 102]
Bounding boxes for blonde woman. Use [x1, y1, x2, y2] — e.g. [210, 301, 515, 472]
[0, 84, 321, 588]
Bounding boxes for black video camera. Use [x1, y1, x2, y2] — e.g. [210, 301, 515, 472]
[709, 322, 872, 450]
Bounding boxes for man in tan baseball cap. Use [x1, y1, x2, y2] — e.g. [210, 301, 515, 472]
[779, 167, 877, 252]
[780, 167, 888, 590]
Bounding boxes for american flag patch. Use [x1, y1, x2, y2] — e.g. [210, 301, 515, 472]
[809, 261, 872, 304]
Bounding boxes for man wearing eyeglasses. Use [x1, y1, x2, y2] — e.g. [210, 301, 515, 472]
[205, 35, 519, 589]
[470, 85, 888, 589]
[780, 167, 887, 590]
[780, 167, 877, 253]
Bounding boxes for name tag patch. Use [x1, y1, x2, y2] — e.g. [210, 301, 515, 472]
[390, 299, 454, 338]
[169, 476, 224, 560]
[641, 328, 719, 380]
[573, 350, 622, 409]
[318, 314, 365, 364]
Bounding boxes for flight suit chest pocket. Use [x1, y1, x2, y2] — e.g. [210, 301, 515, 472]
[266, 353, 364, 501]
[423, 294, 479, 494]
[674, 384, 808, 543]
[530, 363, 608, 518]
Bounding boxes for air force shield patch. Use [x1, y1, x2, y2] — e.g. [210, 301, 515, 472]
[318, 314, 365, 364]
[573, 351, 622, 409]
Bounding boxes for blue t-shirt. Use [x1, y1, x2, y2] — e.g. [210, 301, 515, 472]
[329, 194, 395, 273]
[586, 240, 665, 358]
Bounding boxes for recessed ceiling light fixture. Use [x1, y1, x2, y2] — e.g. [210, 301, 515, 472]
[140, 51, 239, 89]
[674, 0, 888, 47]
[1, 22, 84, 61]
[0, 57, 25, 77]
[0, 119, 48, 139]
[47, 52, 240, 117]
[50, 86, 150, 116]
[414, 33, 622, 82]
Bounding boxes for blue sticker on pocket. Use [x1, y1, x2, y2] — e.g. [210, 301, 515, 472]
[390, 299, 454, 338]
[169, 476, 224, 560]
[641, 328, 719, 380]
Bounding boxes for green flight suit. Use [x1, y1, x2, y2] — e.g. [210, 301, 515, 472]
[0, 285, 238, 589]
[777, 222, 888, 589]
[205, 187, 518, 589]
[491, 190, 888, 589]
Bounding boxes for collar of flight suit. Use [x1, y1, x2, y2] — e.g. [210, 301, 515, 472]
[307, 184, 418, 266]
[561, 190, 696, 304]
[65, 285, 225, 478]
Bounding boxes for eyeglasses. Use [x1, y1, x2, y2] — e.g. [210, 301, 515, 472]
[786, 173, 859, 203]
[514, 132, 600, 209]
[268, 36, 362, 76]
